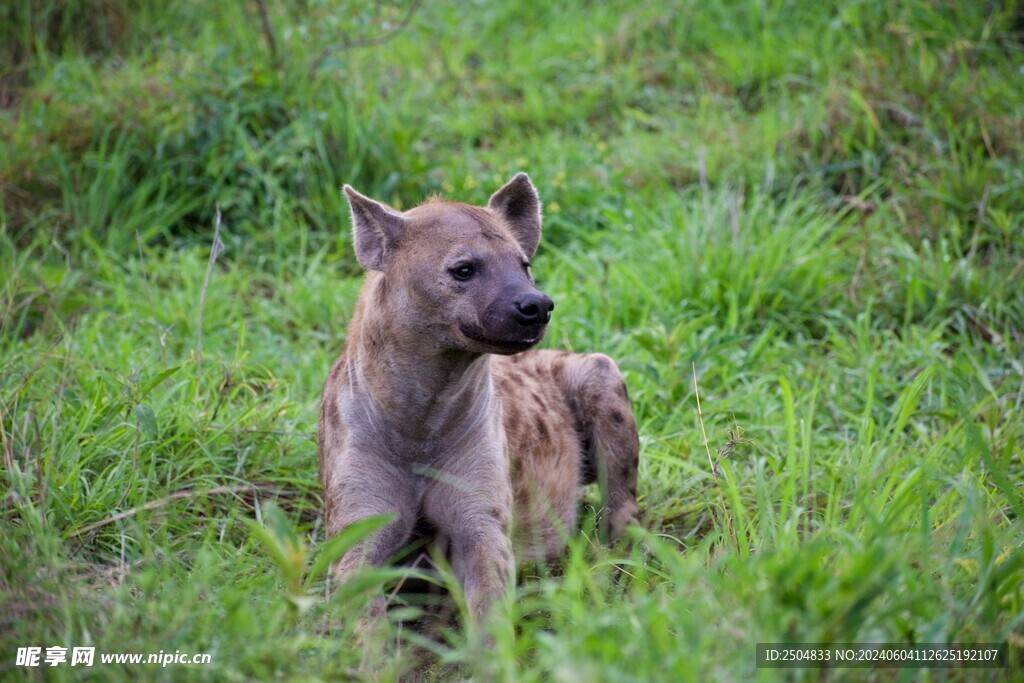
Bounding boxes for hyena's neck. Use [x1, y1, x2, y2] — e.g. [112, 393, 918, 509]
[346, 277, 498, 443]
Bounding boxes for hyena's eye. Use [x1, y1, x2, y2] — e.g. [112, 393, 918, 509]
[449, 263, 476, 281]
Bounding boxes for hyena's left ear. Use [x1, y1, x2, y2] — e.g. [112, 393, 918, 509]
[343, 185, 408, 271]
[488, 172, 542, 258]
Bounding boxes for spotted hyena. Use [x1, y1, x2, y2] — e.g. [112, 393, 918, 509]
[318, 173, 639, 626]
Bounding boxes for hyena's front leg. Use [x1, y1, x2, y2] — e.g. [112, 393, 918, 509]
[566, 353, 640, 543]
[323, 454, 418, 628]
[422, 458, 516, 627]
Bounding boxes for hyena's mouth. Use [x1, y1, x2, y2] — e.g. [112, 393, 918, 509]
[459, 324, 544, 354]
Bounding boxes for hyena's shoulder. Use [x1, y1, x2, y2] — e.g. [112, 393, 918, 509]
[492, 349, 628, 406]
[492, 348, 634, 461]
[491, 350, 582, 448]
[492, 349, 574, 402]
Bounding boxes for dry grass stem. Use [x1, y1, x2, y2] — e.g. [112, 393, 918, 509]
[195, 205, 224, 381]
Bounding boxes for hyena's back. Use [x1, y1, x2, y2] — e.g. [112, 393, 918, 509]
[493, 349, 640, 560]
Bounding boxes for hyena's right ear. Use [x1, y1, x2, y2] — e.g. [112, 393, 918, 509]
[343, 185, 408, 271]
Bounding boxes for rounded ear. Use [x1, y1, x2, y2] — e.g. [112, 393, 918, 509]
[488, 173, 542, 258]
[343, 185, 407, 271]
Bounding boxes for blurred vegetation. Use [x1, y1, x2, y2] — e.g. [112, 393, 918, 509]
[2, 0, 1022, 680]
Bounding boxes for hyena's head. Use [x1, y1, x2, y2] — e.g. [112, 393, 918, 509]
[343, 173, 554, 355]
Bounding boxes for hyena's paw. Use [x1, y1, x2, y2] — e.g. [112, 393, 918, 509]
[602, 498, 640, 544]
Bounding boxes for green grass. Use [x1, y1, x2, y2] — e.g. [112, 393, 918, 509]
[2, 0, 1023, 680]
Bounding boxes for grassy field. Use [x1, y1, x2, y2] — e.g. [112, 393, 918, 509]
[2, 0, 1023, 680]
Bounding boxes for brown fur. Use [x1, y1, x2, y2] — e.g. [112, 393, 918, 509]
[318, 174, 639, 628]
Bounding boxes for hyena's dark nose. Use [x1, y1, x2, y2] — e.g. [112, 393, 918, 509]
[514, 292, 554, 325]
